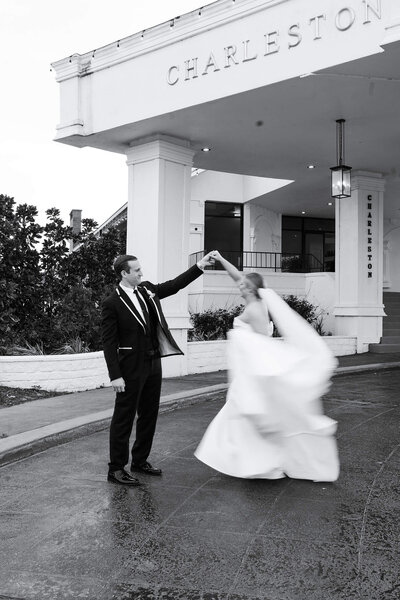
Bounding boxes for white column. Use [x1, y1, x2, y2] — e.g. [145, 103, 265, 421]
[383, 239, 390, 289]
[333, 171, 385, 352]
[126, 135, 195, 377]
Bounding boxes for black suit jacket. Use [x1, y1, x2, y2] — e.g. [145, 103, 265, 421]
[102, 264, 203, 381]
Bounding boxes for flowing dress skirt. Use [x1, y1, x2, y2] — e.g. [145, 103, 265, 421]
[195, 288, 340, 482]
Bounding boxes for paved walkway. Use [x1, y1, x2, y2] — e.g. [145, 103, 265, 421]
[1, 353, 400, 466]
[0, 364, 399, 599]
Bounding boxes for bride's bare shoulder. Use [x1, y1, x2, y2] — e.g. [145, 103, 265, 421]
[246, 299, 267, 314]
[241, 301, 269, 331]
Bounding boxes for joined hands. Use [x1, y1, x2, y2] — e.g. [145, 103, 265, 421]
[197, 251, 218, 269]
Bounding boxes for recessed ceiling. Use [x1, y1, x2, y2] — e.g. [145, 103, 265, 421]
[64, 40, 400, 219]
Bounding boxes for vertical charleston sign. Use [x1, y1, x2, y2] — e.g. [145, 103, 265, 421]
[367, 194, 374, 279]
[166, 1, 381, 85]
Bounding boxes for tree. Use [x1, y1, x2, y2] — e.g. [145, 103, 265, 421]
[0, 196, 42, 347]
[67, 221, 125, 294]
[39, 208, 72, 346]
[62, 224, 126, 350]
[12, 204, 43, 341]
[0, 196, 126, 353]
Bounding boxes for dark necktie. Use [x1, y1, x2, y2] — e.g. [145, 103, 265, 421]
[134, 289, 150, 331]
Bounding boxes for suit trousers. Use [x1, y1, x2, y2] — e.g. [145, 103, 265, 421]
[109, 356, 162, 471]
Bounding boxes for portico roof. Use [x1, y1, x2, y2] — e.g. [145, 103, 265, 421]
[52, 0, 400, 218]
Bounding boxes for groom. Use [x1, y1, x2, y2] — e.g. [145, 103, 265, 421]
[102, 252, 214, 485]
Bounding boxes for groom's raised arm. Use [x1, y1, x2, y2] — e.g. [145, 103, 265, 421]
[151, 252, 215, 299]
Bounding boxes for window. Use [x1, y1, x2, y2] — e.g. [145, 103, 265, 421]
[204, 201, 243, 268]
[282, 216, 335, 272]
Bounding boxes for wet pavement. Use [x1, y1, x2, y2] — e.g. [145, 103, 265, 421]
[0, 369, 399, 599]
[2, 353, 400, 467]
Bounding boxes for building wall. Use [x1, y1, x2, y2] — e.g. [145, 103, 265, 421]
[189, 170, 286, 259]
[190, 170, 244, 260]
[247, 202, 282, 252]
[305, 272, 335, 334]
[187, 336, 357, 374]
[384, 219, 400, 291]
[189, 270, 335, 337]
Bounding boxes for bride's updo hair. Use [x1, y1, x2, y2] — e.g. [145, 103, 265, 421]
[244, 272, 265, 299]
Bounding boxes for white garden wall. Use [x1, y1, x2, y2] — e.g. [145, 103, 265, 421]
[187, 341, 228, 374]
[187, 336, 357, 374]
[0, 335, 357, 392]
[0, 352, 110, 393]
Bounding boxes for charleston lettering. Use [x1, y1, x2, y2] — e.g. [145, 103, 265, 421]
[367, 194, 373, 278]
[167, 1, 381, 85]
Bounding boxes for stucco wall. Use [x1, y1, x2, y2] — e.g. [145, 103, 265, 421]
[189, 271, 310, 312]
[187, 336, 357, 373]
[187, 341, 228, 374]
[384, 219, 400, 291]
[247, 202, 282, 253]
[0, 352, 110, 393]
[305, 272, 336, 334]
[189, 270, 335, 331]
[0, 333, 357, 392]
[189, 170, 286, 260]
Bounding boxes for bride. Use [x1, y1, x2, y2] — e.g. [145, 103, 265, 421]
[194, 251, 340, 482]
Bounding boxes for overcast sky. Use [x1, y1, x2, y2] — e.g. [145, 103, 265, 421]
[0, 0, 212, 228]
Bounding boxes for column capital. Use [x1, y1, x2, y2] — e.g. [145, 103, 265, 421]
[126, 135, 195, 166]
[351, 171, 385, 192]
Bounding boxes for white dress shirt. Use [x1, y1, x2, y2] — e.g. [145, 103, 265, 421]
[119, 283, 148, 322]
[120, 262, 204, 322]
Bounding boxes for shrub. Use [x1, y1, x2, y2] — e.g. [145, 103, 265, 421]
[52, 337, 91, 355]
[188, 295, 326, 341]
[282, 295, 317, 324]
[3, 341, 46, 356]
[188, 305, 244, 341]
[272, 295, 326, 336]
[281, 255, 304, 272]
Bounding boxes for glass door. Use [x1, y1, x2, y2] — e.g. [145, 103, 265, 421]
[204, 202, 243, 268]
[305, 232, 324, 271]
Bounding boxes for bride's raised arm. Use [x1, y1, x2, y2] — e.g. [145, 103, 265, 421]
[210, 251, 242, 282]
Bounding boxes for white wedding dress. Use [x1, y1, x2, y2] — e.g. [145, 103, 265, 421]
[195, 288, 340, 482]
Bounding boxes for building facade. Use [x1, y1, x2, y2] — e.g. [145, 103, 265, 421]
[54, 0, 400, 375]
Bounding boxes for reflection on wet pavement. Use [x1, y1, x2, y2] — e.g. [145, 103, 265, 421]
[0, 373, 399, 599]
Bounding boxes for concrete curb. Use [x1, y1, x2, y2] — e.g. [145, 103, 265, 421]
[334, 362, 400, 375]
[1, 364, 399, 467]
[0, 384, 227, 467]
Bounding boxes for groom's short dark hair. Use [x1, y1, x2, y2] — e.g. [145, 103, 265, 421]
[113, 254, 138, 279]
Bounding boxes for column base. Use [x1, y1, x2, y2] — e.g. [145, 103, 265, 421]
[334, 316, 382, 353]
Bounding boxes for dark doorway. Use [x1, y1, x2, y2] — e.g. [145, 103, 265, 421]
[204, 201, 243, 268]
[282, 216, 335, 272]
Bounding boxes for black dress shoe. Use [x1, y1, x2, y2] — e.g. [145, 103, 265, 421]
[131, 461, 162, 476]
[107, 469, 142, 486]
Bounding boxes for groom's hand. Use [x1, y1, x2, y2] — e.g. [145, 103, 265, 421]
[111, 377, 125, 393]
[197, 251, 216, 269]
[210, 250, 223, 261]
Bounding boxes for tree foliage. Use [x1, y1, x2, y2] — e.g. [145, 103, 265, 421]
[0, 196, 125, 354]
[0, 195, 43, 346]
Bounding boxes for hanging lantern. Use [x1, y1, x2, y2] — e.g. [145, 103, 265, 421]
[330, 119, 352, 198]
